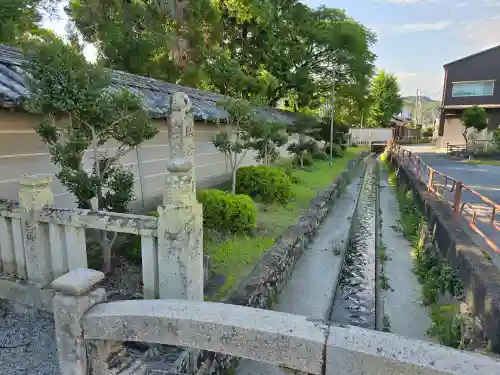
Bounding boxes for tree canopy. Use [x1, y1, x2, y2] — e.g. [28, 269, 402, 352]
[65, 0, 376, 111]
[461, 106, 488, 143]
[366, 70, 403, 128]
[0, 0, 56, 44]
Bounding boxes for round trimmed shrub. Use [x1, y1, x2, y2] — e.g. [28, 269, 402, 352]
[236, 165, 293, 204]
[198, 189, 257, 233]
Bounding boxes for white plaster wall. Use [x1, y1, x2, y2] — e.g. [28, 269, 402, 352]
[0, 110, 287, 210]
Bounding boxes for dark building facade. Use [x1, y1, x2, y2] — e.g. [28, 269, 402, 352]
[438, 45, 500, 147]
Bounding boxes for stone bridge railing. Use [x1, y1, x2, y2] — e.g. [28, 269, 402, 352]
[0, 92, 203, 305]
[50, 268, 500, 375]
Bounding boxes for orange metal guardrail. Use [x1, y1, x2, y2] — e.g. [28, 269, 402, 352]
[389, 144, 500, 254]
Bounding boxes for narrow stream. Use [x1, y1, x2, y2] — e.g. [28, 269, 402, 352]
[329, 157, 378, 329]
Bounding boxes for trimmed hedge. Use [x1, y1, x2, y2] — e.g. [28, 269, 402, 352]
[198, 189, 257, 233]
[236, 165, 293, 204]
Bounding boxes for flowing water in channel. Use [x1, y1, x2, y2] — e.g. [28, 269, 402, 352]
[329, 157, 378, 329]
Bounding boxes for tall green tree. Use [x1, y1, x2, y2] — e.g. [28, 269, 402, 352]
[0, 0, 55, 44]
[66, 0, 221, 86]
[366, 71, 403, 128]
[24, 37, 158, 273]
[66, 0, 376, 109]
[217, 2, 376, 109]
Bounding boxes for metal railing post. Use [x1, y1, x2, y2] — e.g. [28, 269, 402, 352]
[428, 169, 434, 193]
[452, 181, 463, 223]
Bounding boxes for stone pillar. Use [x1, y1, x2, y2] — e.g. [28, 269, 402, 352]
[157, 92, 203, 301]
[19, 174, 54, 285]
[51, 268, 106, 375]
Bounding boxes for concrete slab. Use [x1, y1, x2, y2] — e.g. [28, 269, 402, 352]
[379, 169, 432, 342]
[236, 164, 365, 375]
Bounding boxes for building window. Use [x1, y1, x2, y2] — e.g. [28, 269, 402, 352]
[452, 81, 495, 97]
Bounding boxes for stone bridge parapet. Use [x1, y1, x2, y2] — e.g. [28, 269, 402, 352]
[51, 268, 500, 375]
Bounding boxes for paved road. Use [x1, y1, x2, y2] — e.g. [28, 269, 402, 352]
[404, 145, 500, 203]
[402, 145, 500, 266]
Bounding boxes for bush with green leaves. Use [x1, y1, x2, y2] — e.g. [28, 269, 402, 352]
[493, 128, 500, 151]
[310, 150, 328, 160]
[198, 189, 257, 233]
[24, 37, 158, 274]
[236, 165, 292, 204]
[330, 144, 343, 157]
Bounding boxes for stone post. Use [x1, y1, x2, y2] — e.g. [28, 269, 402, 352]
[158, 92, 203, 301]
[19, 174, 54, 285]
[51, 268, 106, 375]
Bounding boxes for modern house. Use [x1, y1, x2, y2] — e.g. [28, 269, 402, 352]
[0, 44, 296, 209]
[437, 45, 500, 148]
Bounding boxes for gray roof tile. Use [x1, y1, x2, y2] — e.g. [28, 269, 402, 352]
[0, 44, 296, 124]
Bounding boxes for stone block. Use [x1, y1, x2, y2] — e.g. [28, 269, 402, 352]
[53, 288, 106, 375]
[325, 324, 500, 375]
[51, 268, 105, 296]
[83, 299, 327, 375]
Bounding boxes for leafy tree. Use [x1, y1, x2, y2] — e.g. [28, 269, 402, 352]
[24, 37, 158, 273]
[66, 0, 376, 110]
[66, 0, 221, 86]
[0, 0, 56, 44]
[366, 71, 403, 128]
[249, 119, 288, 164]
[460, 106, 488, 143]
[286, 114, 320, 168]
[212, 98, 256, 194]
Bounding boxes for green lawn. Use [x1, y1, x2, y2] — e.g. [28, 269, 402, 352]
[205, 147, 364, 299]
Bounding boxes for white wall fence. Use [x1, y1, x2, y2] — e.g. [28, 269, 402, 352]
[1, 93, 498, 375]
[349, 128, 393, 144]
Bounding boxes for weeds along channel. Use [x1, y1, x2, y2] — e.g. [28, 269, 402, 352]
[381, 152, 495, 354]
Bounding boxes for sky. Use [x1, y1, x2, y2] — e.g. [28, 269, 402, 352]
[42, 0, 500, 100]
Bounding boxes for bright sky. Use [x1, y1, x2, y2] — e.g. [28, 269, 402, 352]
[42, 0, 500, 100]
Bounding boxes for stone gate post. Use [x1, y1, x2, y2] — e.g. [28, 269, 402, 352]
[52, 268, 106, 375]
[19, 174, 54, 285]
[157, 92, 203, 301]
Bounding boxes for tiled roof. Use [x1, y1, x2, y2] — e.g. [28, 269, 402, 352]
[0, 44, 296, 124]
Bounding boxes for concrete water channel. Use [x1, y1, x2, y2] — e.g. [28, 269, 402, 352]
[237, 154, 432, 375]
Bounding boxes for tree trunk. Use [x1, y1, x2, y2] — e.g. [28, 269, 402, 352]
[231, 167, 237, 195]
[300, 152, 304, 169]
[264, 142, 268, 164]
[462, 131, 468, 144]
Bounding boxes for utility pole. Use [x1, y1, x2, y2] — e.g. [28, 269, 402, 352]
[414, 89, 419, 126]
[329, 68, 336, 168]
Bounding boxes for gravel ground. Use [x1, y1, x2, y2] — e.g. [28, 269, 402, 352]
[0, 303, 59, 375]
